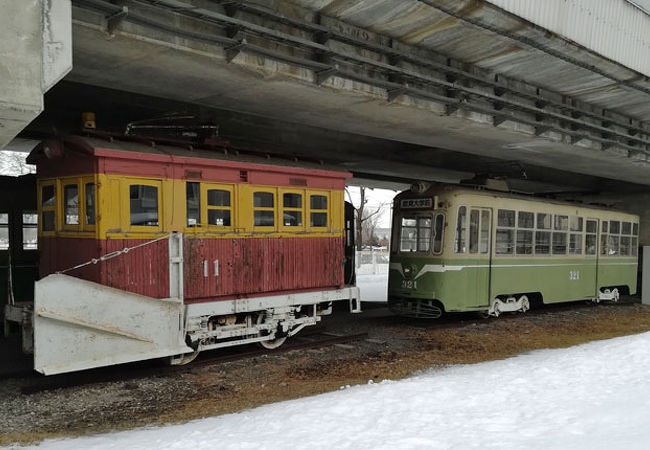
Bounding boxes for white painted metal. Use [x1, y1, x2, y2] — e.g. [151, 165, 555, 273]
[488, 295, 529, 317]
[186, 286, 360, 317]
[598, 288, 620, 303]
[33, 274, 192, 375]
[487, 0, 650, 77]
[643, 247, 650, 305]
[168, 232, 183, 301]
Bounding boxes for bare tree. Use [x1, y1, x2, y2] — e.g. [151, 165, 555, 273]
[345, 186, 387, 250]
[0, 151, 35, 176]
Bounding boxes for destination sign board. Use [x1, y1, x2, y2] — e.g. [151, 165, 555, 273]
[400, 198, 433, 209]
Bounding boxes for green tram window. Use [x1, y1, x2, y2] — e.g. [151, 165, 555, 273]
[535, 212, 552, 255]
[433, 214, 445, 254]
[552, 215, 568, 255]
[568, 216, 583, 255]
[496, 209, 515, 255]
[516, 211, 534, 255]
[585, 220, 598, 255]
[632, 222, 639, 256]
[399, 216, 432, 253]
[455, 206, 467, 253]
[469, 210, 479, 253]
[470, 209, 490, 254]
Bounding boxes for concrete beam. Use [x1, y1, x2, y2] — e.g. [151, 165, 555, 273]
[0, 0, 71, 149]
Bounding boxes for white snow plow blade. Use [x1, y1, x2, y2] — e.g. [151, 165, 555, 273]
[34, 274, 192, 375]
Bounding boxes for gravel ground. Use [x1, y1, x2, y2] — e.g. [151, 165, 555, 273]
[3, 300, 650, 446]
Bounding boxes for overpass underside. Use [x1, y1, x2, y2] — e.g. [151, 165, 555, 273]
[22, 0, 650, 192]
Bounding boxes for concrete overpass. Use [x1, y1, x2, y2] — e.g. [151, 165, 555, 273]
[2, 1, 650, 209]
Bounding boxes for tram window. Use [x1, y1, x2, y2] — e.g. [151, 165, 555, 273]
[585, 220, 598, 255]
[207, 189, 231, 227]
[433, 214, 444, 254]
[85, 183, 96, 225]
[518, 211, 534, 229]
[586, 221, 597, 233]
[129, 185, 159, 226]
[469, 209, 479, 253]
[186, 182, 200, 226]
[552, 232, 567, 255]
[400, 218, 417, 252]
[622, 222, 632, 235]
[554, 215, 568, 231]
[569, 233, 582, 255]
[498, 210, 515, 227]
[22, 212, 37, 250]
[310, 195, 328, 228]
[283, 193, 303, 227]
[632, 237, 638, 256]
[417, 217, 432, 252]
[537, 213, 551, 230]
[254, 191, 274, 227]
[496, 229, 514, 255]
[610, 221, 620, 234]
[585, 234, 597, 255]
[608, 235, 620, 256]
[535, 231, 551, 255]
[0, 213, 8, 250]
[602, 221, 608, 233]
[620, 236, 631, 256]
[600, 234, 608, 256]
[455, 206, 467, 253]
[569, 216, 583, 232]
[480, 210, 490, 254]
[516, 230, 533, 255]
[63, 184, 79, 225]
[310, 195, 327, 210]
[41, 184, 56, 232]
[633, 223, 639, 236]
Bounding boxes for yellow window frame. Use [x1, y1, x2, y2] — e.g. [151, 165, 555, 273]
[280, 189, 305, 231]
[202, 182, 235, 231]
[82, 176, 97, 232]
[61, 178, 82, 232]
[308, 190, 330, 231]
[38, 180, 57, 236]
[122, 179, 163, 233]
[252, 187, 277, 232]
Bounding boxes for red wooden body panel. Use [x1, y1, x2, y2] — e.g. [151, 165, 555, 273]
[39, 236, 344, 302]
[38, 237, 102, 283]
[183, 236, 344, 301]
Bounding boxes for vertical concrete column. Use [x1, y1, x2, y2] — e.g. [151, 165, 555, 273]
[641, 245, 650, 305]
[0, 0, 71, 149]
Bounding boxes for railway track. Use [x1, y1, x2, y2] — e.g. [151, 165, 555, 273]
[19, 331, 368, 395]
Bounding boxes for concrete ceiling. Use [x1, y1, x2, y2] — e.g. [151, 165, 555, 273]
[25, 0, 650, 195]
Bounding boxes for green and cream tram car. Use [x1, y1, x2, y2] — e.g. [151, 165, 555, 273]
[388, 184, 639, 318]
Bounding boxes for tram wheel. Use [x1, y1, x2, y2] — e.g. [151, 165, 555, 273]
[256, 312, 288, 350]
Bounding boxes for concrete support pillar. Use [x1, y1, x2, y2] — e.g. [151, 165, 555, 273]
[0, 0, 72, 149]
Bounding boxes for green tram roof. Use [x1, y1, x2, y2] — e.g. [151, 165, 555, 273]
[394, 184, 638, 219]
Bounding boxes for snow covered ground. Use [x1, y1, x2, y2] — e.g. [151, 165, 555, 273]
[357, 273, 388, 302]
[30, 331, 650, 450]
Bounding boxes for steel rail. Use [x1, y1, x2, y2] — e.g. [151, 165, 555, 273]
[72, 0, 650, 156]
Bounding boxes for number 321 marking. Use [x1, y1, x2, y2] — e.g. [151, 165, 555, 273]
[569, 270, 580, 280]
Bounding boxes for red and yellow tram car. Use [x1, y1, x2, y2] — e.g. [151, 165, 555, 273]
[26, 134, 359, 374]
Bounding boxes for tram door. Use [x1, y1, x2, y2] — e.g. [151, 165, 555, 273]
[468, 208, 492, 308]
[584, 218, 599, 296]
